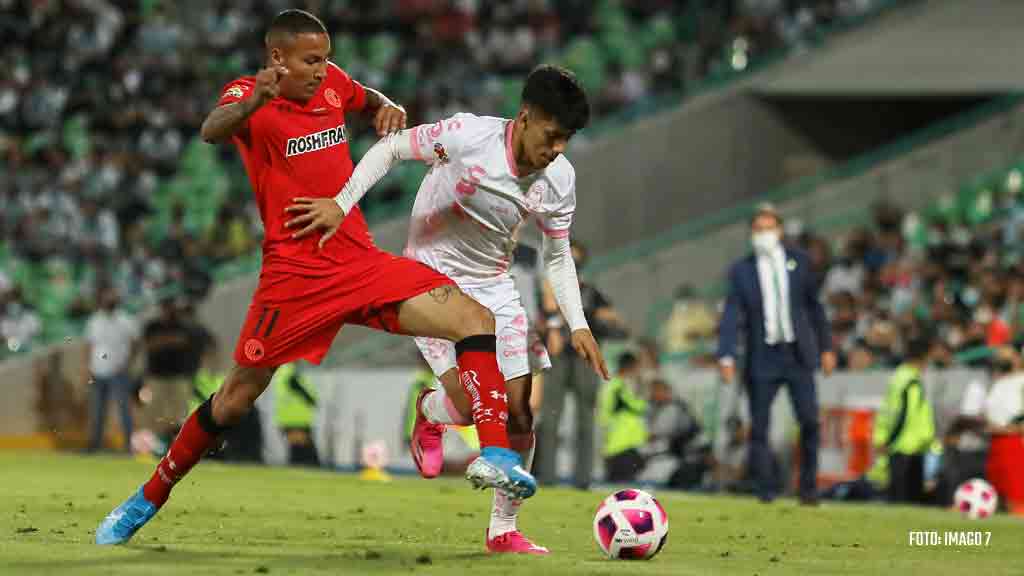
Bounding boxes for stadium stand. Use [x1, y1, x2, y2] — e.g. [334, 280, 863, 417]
[0, 0, 906, 357]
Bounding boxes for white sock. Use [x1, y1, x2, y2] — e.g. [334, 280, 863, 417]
[489, 433, 535, 538]
[421, 386, 470, 426]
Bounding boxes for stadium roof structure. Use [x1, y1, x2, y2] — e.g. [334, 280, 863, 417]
[755, 0, 1024, 96]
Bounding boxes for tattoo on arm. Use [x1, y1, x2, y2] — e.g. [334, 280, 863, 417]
[364, 88, 384, 112]
[201, 99, 259, 143]
[362, 87, 401, 116]
[429, 286, 454, 305]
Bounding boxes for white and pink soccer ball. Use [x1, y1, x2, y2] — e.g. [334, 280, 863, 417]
[593, 489, 669, 560]
[953, 478, 998, 519]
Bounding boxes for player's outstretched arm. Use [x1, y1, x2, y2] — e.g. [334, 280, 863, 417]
[285, 129, 418, 247]
[201, 66, 287, 143]
[542, 234, 610, 380]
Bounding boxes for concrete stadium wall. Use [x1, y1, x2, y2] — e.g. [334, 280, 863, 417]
[590, 102, 1024, 334]
[756, 0, 1024, 95]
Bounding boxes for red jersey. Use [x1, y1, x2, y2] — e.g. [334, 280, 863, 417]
[218, 62, 374, 275]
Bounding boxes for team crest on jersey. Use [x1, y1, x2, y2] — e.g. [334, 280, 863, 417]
[286, 124, 348, 157]
[243, 338, 265, 362]
[225, 84, 247, 99]
[324, 88, 341, 108]
[525, 180, 547, 211]
[433, 142, 450, 165]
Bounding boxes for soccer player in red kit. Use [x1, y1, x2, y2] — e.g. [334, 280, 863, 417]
[96, 9, 536, 545]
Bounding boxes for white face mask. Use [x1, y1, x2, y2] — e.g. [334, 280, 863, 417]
[751, 230, 781, 255]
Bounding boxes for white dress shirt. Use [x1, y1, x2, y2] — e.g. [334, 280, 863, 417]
[756, 246, 795, 344]
[85, 309, 139, 378]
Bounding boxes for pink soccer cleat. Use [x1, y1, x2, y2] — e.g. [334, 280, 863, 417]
[486, 530, 550, 555]
[410, 388, 445, 478]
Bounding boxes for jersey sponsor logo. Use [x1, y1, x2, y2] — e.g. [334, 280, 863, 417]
[324, 87, 341, 108]
[243, 338, 265, 362]
[285, 124, 348, 157]
[225, 84, 247, 99]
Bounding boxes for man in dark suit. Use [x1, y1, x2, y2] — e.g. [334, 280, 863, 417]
[717, 206, 835, 504]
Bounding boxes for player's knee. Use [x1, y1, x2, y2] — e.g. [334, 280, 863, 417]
[456, 301, 495, 339]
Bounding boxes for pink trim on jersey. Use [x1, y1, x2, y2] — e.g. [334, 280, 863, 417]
[505, 120, 518, 177]
[536, 217, 570, 239]
[409, 127, 424, 161]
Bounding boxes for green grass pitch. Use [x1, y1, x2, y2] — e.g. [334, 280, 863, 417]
[1, 451, 1021, 575]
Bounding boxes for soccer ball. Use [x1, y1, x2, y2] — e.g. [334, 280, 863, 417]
[593, 489, 669, 560]
[953, 478, 998, 519]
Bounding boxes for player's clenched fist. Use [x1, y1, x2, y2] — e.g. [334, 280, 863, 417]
[254, 66, 289, 105]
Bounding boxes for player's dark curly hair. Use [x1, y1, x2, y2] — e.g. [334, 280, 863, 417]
[266, 9, 327, 45]
[522, 65, 590, 133]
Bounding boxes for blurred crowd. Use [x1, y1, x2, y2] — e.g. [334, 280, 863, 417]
[0, 0, 893, 356]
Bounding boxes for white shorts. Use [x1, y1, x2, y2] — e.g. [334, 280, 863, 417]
[414, 278, 551, 381]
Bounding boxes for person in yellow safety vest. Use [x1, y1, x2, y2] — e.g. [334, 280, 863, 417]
[190, 368, 224, 415]
[873, 336, 937, 504]
[273, 362, 319, 467]
[598, 351, 648, 483]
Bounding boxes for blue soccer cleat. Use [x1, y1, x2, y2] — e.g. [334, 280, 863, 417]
[465, 446, 537, 500]
[95, 486, 159, 545]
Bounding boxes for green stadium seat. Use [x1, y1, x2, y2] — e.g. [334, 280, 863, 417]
[560, 38, 606, 99]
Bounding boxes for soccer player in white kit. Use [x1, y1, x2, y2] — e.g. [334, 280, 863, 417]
[286, 65, 609, 555]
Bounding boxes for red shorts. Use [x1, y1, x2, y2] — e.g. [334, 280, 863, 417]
[233, 249, 454, 367]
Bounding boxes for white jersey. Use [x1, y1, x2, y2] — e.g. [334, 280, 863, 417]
[403, 113, 576, 287]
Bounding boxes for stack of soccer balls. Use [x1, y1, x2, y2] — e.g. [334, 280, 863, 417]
[593, 489, 669, 560]
[953, 478, 998, 519]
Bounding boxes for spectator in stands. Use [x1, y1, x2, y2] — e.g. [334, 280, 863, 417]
[3, 0, 889, 351]
[873, 335, 937, 504]
[83, 286, 140, 452]
[205, 205, 256, 265]
[1, 288, 41, 355]
[717, 204, 834, 505]
[598, 352, 648, 484]
[535, 240, 627, 489]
